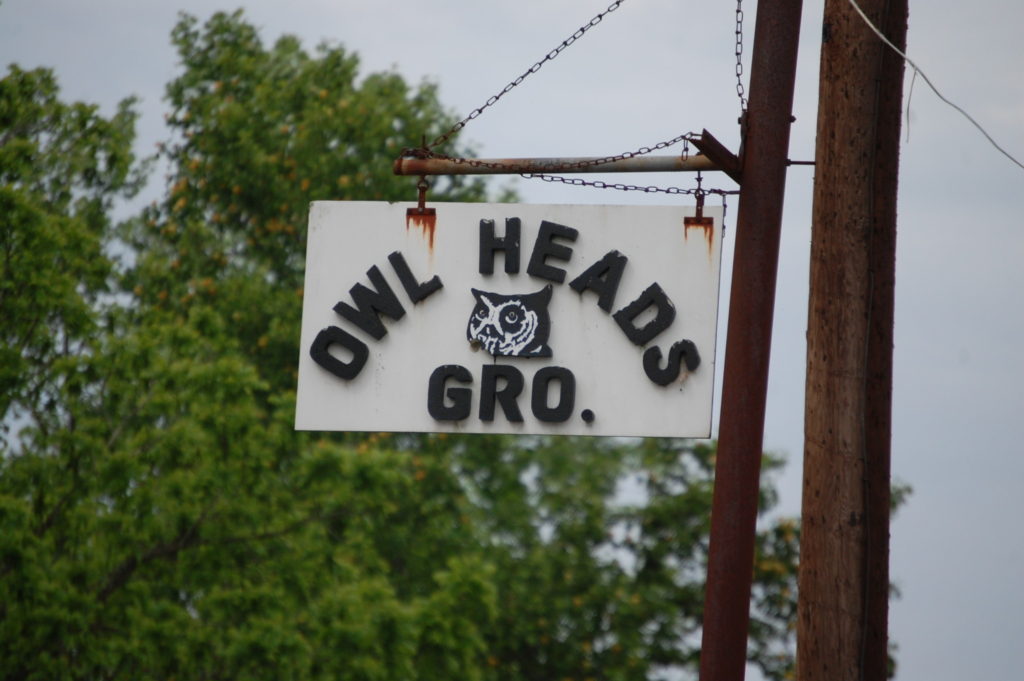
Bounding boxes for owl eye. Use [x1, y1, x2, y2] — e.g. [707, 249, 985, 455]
[474, 307, 488, 320]
[504, 310, 519, 323]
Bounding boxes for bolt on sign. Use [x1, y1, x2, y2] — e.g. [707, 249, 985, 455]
[295, 202, 723, 437]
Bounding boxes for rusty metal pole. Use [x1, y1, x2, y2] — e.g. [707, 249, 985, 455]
[393, 154, 718, 176]
[698, 1, 803, 680]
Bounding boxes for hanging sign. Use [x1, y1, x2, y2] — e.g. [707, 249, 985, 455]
[295, 201, 723, 437]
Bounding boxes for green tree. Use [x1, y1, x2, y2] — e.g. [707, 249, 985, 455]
[0, 64, 141, 427]
[121, 10, 493, 399]
[1, 10, 817, 681]
[1, 18, 497, 680]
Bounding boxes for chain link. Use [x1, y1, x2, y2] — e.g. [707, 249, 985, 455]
[522, 173, 738, 198]
[735, 0, 747, 113]
[426, 0, 625, 153]
[400, 0, 737, 198]
[415, 131, 700, 174]
[410, 132, 716, 195]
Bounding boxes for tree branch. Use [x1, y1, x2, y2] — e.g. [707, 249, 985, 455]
[97, 514, 205, 603]
[95, 511, 320, 603]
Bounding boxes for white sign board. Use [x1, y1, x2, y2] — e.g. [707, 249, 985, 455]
[296, 201, 722, 437]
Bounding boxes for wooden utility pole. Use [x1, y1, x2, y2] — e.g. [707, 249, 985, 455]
[799, 1, 908, 679]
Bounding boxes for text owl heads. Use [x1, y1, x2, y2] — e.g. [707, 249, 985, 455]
[467, 285, 553, 358]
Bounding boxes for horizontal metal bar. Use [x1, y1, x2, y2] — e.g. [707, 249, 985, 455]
[393, 154, 718, 177]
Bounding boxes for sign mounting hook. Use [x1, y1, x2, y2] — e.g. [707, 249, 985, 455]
[695, 171, 706, 219]
[406, 135, 436, 222]
[414, 175, 431, 214]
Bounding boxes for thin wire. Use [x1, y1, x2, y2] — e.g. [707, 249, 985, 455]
[847, 0, 1024, 171]
[904, 69, 917, 144]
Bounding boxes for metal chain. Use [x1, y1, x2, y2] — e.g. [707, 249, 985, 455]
[400, 0, 737, 197]
[735, 0, 747, 113]
[497, 133, 719, 195]
[425, 0, 625, 153]
[522, 173, 738, 198]
[413, 132, 717, 195]
[418, 131, 701, 174]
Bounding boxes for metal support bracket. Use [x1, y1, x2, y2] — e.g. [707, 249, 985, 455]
[406, 175, 436, 222]
[690, 129, 743, 185]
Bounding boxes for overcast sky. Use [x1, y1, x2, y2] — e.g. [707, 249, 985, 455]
[3, 1, 1023, 679]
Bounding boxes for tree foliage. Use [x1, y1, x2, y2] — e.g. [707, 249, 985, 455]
[1, 11, 812, 681]
[0, 64, 142, 424]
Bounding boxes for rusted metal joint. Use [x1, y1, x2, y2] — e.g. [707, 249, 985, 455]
[405, 174, 436, 237]
[691, 129, 743, 185]
[409, 176, 433, 216]
[400, 146, 432, 160]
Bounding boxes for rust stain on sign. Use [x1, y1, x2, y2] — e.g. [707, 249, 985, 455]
[406, 209, 437, 251]
[684, 216, 715, 259]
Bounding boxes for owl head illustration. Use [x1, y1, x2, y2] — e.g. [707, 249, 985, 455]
[467, 285, 553, 358]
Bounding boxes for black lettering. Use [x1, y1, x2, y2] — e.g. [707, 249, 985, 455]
[309, 326, 369, 380]
[568, 249, 628, 312]
[527, 220, 578, 283]
[643, 340, 701, 386]
[479, 365, 524, 422]
[427, 365, 473, 420]
[531, 366, 576, 422]
[479, 218, 521, 274]
[388, 251, 442, 304]
[612, 283, 676, 346]
[332, 265, 405, 340]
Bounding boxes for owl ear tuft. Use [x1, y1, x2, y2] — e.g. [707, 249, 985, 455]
[530, 284, 553, 306]
[472, 288, 499, 310]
